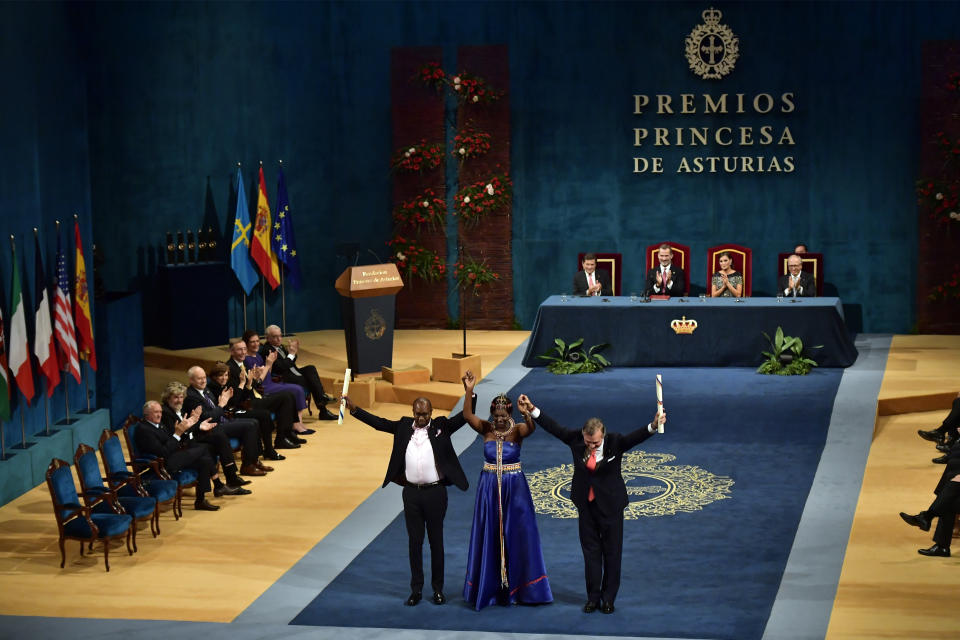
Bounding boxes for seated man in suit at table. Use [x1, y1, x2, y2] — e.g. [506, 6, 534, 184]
[778, 254, 817, 297]
[644, 244, 685, 297]
[573, 253, 612, 297]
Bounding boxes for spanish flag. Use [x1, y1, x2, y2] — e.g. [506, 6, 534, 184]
[74, 220, 97, 371]
[251, 165, 281, 289]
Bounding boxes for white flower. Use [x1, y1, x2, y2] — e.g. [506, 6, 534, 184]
[396, 252, 406, 261]
[459, 147, 466, 155]
[404, 151, 411, 158]
[463, 196, 471, 204]
[454, 84, 461, 91]
[453, 76, 461, 84]
[936, 192, 944, 200]
[472, 95, 479, 102]
[408, 147, 416, 154]
[950, 211, 960, 220]
[421, 201, 429, 208]
[486, 184, 495, 195]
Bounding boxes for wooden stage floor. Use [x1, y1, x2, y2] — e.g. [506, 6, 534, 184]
[0, 331, 957, 638]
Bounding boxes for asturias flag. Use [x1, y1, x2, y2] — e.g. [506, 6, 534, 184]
[231, 167, 258, 295]
[251, 165, 281, 290]
[74, 220, 97, 371]
[9, 246, 35, 404]
[33, 233, 60, 395]
[273, 166, 301, 290]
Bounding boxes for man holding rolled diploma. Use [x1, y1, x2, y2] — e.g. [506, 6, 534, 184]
[517, 394, 665, 615]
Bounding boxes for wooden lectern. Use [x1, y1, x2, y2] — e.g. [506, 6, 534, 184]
[335, 264, 404, 376]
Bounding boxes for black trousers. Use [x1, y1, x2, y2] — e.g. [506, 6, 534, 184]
[196, 420, 259, 468]
[251, 391, 297, 441]
[402, 483, 448, 593]
[283, 364, 327, 406]
[933, 397, 960, 435]
[578, 501, 624, 604]
[233, 406, 278, 453]
[926, 478, 960, 547]
[164, 445, 215, 497]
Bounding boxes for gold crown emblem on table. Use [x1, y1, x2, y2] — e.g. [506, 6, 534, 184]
[670, 316, 698, 335]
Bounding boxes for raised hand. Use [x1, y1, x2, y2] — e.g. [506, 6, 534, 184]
[265, 350, 278, 365]
[655, 270, 663, 285]
[340, 394, 355, 413]
[197, 418, 216, 432]
[287, 338, 299, 354]
[517, 394, 534, 413]
[462, 370, 476, 392]
[653, 410, 667, 429]
[218, 386, 233, 407]
[190, 405, 202, 419]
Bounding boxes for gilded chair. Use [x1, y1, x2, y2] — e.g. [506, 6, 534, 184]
[777, 252, 824, 296]
[75, 443, 159, 549]
[576, 252, 622, 296]
[707, 243, 753, 296]
[645, 241, 691, 296]
[46, 458, 133, 571]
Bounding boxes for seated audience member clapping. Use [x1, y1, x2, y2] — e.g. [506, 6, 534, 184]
[710, 251, 744, 298]
[242, 330, 314, 436]
[778, 254, 816, 297]
[573, 253, 611, 297]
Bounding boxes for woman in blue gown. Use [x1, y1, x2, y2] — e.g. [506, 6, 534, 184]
[461, 370, 552, 610]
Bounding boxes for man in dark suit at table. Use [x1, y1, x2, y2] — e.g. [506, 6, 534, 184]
[644, 244, 685, 297]
[517, 394, 665, 614]
[573, 253, 612, 297]
[340, 389, 477, 607]
[778, 254, 817, 297]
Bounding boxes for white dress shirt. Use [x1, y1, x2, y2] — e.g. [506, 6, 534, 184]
[404, 422, 440, 484]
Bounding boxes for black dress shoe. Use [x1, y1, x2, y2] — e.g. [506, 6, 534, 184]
[405, 592, 422, 606]
[937, 442, 952, 453]
[322, 394, 336, 404]
[233, 477, 252, 486]
[900, 511, 931, 531]
[292, 435, 307, 444]
[582, 601, 598, 613]
[918, 543, 951, 557]
[918, 429, 945, 444]
[318, 409, 337, 420]
[933, 455, 949, 464]
[431, 591, 446, 605]
[263, 450, 286, 461]
[194, 498, 220, 511]
[275, 437, 301, 449]
[601, 601, 615, 614]
[296, 428, 316, 435]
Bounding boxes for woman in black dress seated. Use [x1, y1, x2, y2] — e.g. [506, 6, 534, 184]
[710, 251, 744, 297]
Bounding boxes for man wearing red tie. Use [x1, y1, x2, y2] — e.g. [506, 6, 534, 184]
[518, 394, 665, 615]
[573, 253, 612, 296]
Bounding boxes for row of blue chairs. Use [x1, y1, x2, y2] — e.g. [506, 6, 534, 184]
[46, 416, 199, 571]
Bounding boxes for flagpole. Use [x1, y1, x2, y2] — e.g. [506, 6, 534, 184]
[260, 276, 266, 333]
[242, 292, 248, 333]
[10, 236, 33, 451]
[32, 227, 55, 437]
[278, 159, 288, 336]
[75, 214, 92, 414]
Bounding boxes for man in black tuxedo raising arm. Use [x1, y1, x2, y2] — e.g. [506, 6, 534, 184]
[341, 387, 476, 607]
[517, 394, 665, 614]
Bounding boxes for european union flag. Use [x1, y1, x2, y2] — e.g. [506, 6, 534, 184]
[273, 166, 301, 289]
[231, 167, 258, 295]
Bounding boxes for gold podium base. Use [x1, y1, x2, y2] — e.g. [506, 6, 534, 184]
[431, 353, 482, 383]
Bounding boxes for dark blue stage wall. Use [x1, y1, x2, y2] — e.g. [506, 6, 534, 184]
[6, 1, 960, 341]
[0, 3, 96, 444]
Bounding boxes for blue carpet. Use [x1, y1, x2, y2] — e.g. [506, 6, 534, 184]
[291, 366, 842, 639]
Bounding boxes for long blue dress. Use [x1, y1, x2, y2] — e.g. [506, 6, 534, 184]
[463, 440, 553, 610]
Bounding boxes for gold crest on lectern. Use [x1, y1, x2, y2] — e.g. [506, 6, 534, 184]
[685, 7, 739, 80]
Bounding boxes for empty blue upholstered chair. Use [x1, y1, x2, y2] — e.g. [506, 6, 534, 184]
[46, 458, 133, 572]
[122, 418, 198, 518]
[98, 426, 179, 523]
[75, 443, 159, 549]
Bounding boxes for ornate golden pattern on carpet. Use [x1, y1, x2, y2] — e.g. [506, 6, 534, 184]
[527, 451, 734, 519]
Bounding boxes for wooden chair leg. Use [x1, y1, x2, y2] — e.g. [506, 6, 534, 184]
[103, 539, 110, 572]
[59, 538, 66, 568]
[130, 524, 137, 553]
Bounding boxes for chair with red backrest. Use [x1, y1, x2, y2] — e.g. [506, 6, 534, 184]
[707, 244, 753, 296]
[777, 252, 824, 297]
[576, 252, 622, 296]
[645, 242, 691, 296]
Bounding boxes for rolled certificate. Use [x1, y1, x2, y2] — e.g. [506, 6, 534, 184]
[338, 368, 351, 425]
[656, 374, 664, 434]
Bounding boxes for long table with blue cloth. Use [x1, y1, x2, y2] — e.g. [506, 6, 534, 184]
[521, 295, 858, 368]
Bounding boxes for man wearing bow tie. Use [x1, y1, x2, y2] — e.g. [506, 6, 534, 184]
[778, 254, 817, 297]
[573, 253, 612, 297]
[644, 244, 686, 297]
[517, 394, 665, 615]
[341, 389, 476, 607]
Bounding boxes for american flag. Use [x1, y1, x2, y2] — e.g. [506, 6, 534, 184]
[54, 230, 81, 383]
